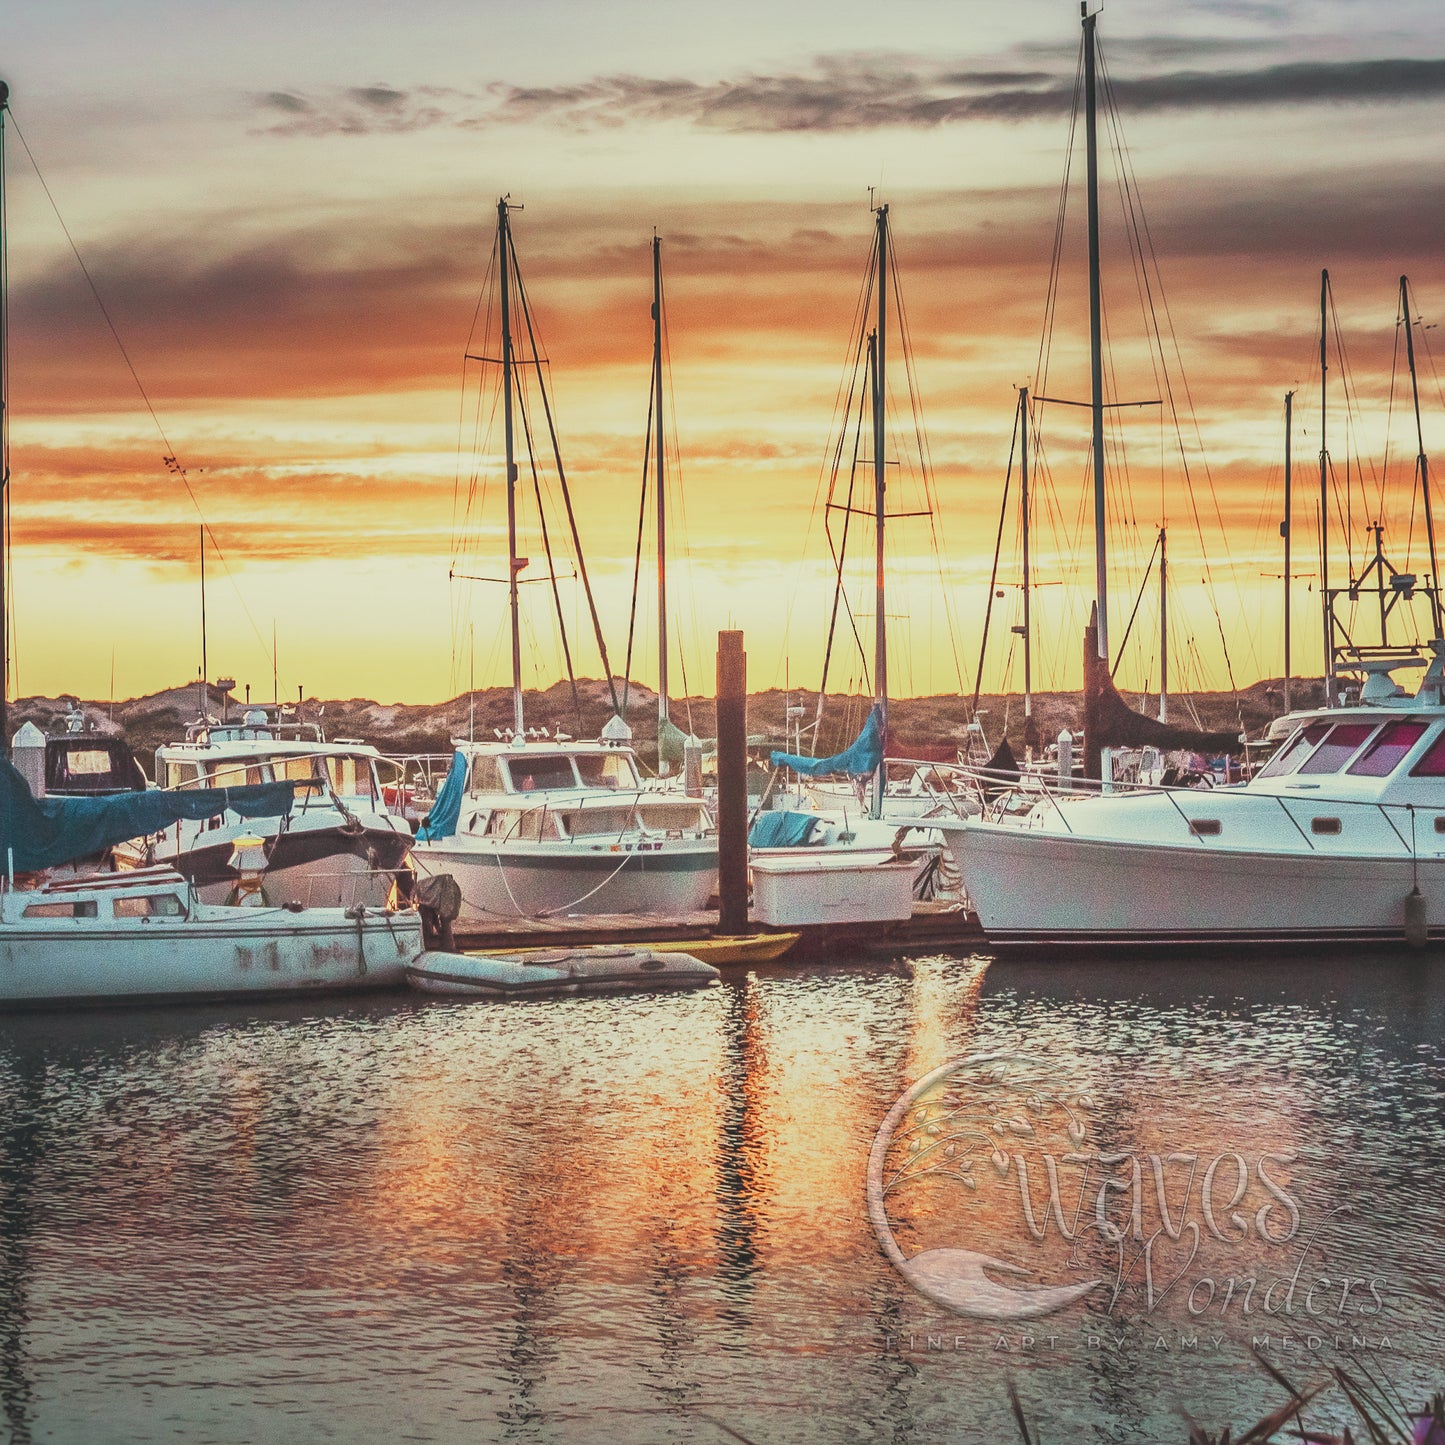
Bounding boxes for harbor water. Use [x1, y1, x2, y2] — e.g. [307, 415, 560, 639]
[0, 949, 1441, 1443]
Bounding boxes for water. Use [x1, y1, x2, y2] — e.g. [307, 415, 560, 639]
[0, 950, 1441, 1444]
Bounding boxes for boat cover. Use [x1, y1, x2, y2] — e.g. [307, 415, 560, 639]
[748, 811, 821, 848]
[769, 704, 883, 778]
[0, 759, 297, 872]
[416, 751, 467, 842]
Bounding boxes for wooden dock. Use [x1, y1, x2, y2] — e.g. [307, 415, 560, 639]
[451, 900, 985, 961]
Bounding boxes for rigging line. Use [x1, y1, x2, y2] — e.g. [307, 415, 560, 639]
[777, 216, 876, 689]
[510, 260, 621, 716]
[815, 257, 876, 710]
[622, 380, 655, 721]
[973, 393, 1021, 711]
[1109, 527, 1161, 678]
[1035, 42, 1085, 398]
[515, 382, 583, 732]
[8, 113, 276, 671]
[888, 232, 966, 692]
[452, 229, 499, 558]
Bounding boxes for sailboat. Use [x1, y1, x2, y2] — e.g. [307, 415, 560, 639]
[953, 9, 1445, 951]
[409, 203, 717, 925]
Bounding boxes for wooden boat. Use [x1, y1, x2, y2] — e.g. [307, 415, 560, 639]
[405, 943, 719, 998]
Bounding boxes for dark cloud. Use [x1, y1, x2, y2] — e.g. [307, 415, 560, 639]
[252, 52, 1445, 140]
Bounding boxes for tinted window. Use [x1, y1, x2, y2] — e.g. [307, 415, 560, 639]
[505, 755, 578, 791]
[1347, 720, 1429, 777]
[1257, 722, 1332, 779]
[1410, 730, 1445, 778]
[1297, 723, 1376, 775]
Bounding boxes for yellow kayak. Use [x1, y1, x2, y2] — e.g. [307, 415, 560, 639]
[645, 932, 800, 965]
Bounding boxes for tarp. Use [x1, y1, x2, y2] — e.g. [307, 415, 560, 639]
[979, 736, 1021, 799]
[748, 811, 821, 848]
[0, 758, 297, 873]
[770, 704, 884, 779]
[416, 751, 467, 842]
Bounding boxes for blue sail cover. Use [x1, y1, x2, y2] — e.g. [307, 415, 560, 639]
[415, 751, 467, 842]
[0, 759, 297, 873]
[770, 704, 884, 779]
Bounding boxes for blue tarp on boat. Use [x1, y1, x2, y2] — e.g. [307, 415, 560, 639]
[0, 758, 297, 873]
[770, 704, 883, 779]
[415, 751, 467, 842]
[747, 810, 821, 848]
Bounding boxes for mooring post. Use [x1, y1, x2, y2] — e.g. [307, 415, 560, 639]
[716, 630, 749, 936]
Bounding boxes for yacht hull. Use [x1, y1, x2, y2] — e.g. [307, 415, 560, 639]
[956, 820, 1445, 950]
[412, 840, 718, 923]
[0, 908, 423, 1007]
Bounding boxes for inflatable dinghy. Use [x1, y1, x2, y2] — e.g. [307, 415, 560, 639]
[406, 944, 719, 999]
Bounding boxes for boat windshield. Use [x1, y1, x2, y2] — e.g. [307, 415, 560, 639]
[1346, 719, 1429, 777]
[1297, 722, 1377, 775]
[576, 753, 639, 790]
[505, 754, 579, 792]
[324, 755, 378, 802]
[1256, 722, 1331, 779]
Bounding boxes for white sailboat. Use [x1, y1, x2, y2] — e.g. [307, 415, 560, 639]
[409, 201, 717, 924]
[954, 9, 1445, 951]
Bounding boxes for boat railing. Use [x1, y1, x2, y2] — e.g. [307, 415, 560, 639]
[951, 762, 1438, 854]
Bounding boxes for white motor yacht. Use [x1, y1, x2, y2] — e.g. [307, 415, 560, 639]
[409, 734, 717, 924]
[955, 654, 1445, 950]
[115, 707, 413, 908]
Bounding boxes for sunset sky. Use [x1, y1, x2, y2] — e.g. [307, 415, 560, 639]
[5, 0, 1445, 710]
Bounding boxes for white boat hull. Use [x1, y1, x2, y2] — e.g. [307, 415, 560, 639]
[406, 945, 719, 998]
[0, 905, 423, 1006]
[411, 839, 717, 923]
[956, 819, 1445, 949]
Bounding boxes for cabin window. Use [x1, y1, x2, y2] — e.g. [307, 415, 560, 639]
[279, 757, 317, 783]
[1297, 722, 1377, 775]
[1409, 730, 1445, 778]
[22, 899, 99, 918]
[1434, 817, 1445, 834]
[1310, 817, 1342, 835]
[1347, 719, 1429, 776]
[1257, 722, 1332, 779]
[485, 810, 522, 838]
[514, 808, 559, 841]
[636, 802, 708, 833]
[561, 805, 636, 838]
[113, 894, 187, 918]
[324, 756, 377, 801]
[165, 761, 204, 790]
[468, 755, 505, 793]
[576, 753, 639, 790]
[504, 754, 578, 792]
[212, 763, 272, 789]
[1188, 819, 1222, 837]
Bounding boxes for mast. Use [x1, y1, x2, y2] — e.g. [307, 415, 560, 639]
[1319, 268, 1332, 705]
[653, 233, 670, 766]
[1283, 389, 1294, 713]
[1020, 385, 1033, 732]
[198, 524, 207, 720]
[1402, 274, 1442, 638]
[498, 197, 525, 735]
[1083, 3, 1109, 666]
[1158, 526, 1168, 723]
[871, 202, 889, 820]
[0, 81, 9, 753]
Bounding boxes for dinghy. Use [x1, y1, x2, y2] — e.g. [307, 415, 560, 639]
[405, 944, 719, 999]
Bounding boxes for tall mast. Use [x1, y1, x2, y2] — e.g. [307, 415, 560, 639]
[1158, 526, 1168, 723]
[1319, 268, 1332, 705]
[1020, 386, 1033, 730]
[653, 234, 670, 763]
[198, 524, 207, 719]
[1283, 389, 1294, 713]
[0, 81, 9, 753]
[1083, 3, 1109, 666]
[498, 197, 525, 735]
[871, 202, 889, 820]
[1402, 274, 1442, 638]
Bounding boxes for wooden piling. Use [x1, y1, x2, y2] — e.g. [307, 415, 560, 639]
[716, 630, 749, 936]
